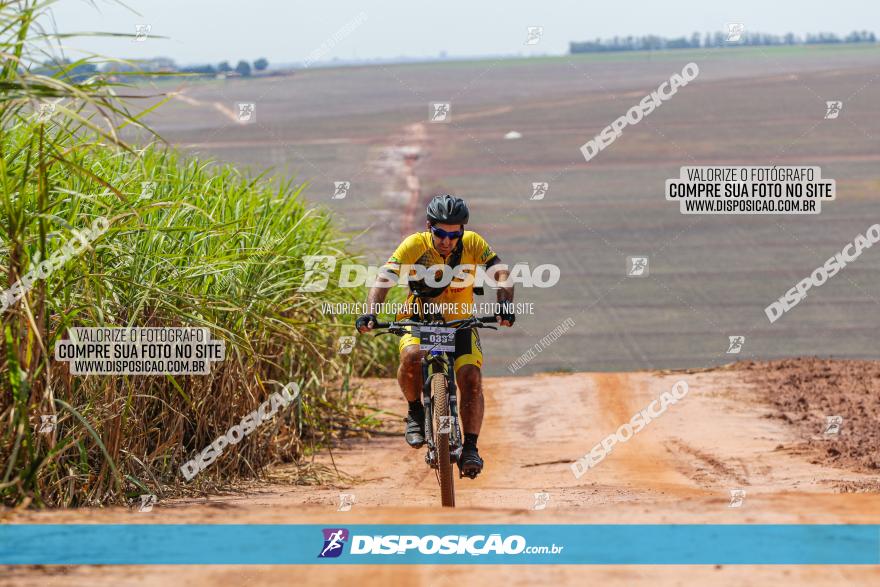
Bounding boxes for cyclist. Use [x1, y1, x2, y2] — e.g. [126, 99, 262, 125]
[356, 194, 515, 478]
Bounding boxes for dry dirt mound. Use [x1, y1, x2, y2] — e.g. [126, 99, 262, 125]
[736, 358, 880, 473]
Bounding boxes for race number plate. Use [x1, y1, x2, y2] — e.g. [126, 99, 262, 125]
[418, 326, 456, 352]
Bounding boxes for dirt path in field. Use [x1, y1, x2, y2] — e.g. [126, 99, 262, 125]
[371, 122, 428, 239]
[5, 369, 880, 586]
[170, 90, 242, 123]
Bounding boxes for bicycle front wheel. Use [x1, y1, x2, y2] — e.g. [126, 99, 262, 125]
[431, 373, 455, 508]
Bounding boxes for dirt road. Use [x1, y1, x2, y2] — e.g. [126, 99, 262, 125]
[5, 369, 880, 585]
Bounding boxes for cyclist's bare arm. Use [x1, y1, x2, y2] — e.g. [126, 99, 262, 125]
[495, 268, 513, 299]
[356, 273, 396, 332]
[487, 258, 515, 327]
[366, 279, 392, 313]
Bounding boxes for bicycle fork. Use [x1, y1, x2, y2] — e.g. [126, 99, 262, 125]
[422, 352, 463, 468]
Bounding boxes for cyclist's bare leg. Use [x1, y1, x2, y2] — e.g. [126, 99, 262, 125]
[398, 345, 425, 403]
[455, 365, 483, 435]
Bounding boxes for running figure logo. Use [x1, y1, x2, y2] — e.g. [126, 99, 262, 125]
[524, 26, 543, 45]
[726, 23, 744, 42]
[332, 181, 350, 200]
[134, 24, 151, 42]
[627, 256, 649, 277]
[726, 336, 745, 354]
[318, 528, 349, 558]
[139, 181, 156, 201]
[530, 182, 549, 200]
[236, 102, 256, 123]
[533, 492, 550, 510]
[35, 102, 55, 123]
[337, 493, 356, 512]
[824, 101, 843, 119]
[823, 415, 843, 435]
[297, 255, 337, 292]
[37, 414, 57, 434]
[728, 489, 746, 508]
[138, 494, 157, 512]
[337, 336, 356, 354]
[430, 102, 451, 123]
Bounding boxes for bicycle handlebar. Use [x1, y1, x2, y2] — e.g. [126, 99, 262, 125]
[371, 315, 498, 331]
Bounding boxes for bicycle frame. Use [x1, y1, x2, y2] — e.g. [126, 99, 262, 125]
[422, 344, 463, 470]
[369, 301, 497, 478]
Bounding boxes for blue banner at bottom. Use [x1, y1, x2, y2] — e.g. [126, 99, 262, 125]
[1, 524, 878, 565]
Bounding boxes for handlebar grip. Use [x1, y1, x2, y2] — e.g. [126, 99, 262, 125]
[371, 321, 390, 329]
[479, 316, 498, 324]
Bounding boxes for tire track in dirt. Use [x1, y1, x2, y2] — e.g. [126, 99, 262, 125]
[665, 438, 751, 487]
[371, 123, 428, 239]
[170, 90, 241, 123]
[451, 105, 514, 122]
[590, 373, 710, 498]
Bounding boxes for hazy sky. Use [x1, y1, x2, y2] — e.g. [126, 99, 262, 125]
[47, 0, 880, 65]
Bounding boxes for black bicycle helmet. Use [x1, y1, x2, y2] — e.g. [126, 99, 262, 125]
[426, 194, 469, 225]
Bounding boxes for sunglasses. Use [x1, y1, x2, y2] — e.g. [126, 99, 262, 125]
[430, 225, 464, 240]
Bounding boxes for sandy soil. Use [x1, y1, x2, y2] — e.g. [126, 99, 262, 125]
[4, 366, 880, 585]
[738, 358, 880, 476]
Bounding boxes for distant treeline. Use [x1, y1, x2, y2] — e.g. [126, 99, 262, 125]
[570, 30, 877, 54]
[34, 57, 271, 81]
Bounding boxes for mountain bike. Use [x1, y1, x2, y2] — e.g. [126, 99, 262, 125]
[371, 313, 497, 508]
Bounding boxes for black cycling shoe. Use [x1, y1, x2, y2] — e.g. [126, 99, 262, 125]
[404, 413, 426, 448]
[458, 445, 484, 478]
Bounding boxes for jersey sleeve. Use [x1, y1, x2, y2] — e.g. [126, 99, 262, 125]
[466, 231, 498, 265]
[383, 234, 424, 275]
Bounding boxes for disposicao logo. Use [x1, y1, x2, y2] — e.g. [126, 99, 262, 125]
[316, 530, 562, 558]
[318, 528, 349, 558]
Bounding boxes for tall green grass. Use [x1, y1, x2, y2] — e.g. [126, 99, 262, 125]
[0, 0, 397, 507]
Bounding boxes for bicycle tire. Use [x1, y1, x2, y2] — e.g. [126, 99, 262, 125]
[431, 373, 455, 508]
